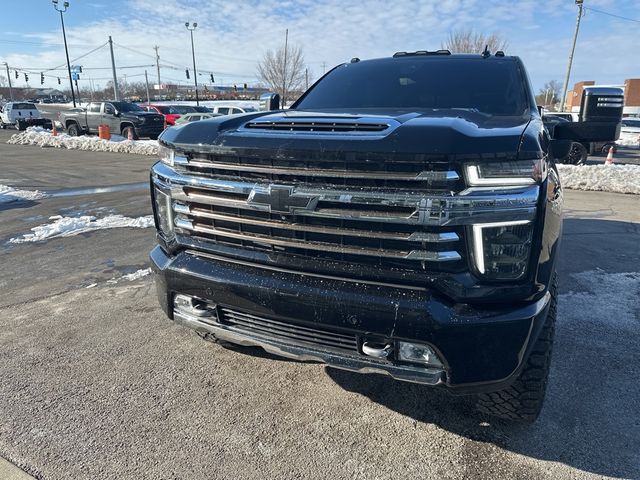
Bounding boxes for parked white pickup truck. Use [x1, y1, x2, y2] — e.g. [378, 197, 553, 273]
[0, 102, 52, 130]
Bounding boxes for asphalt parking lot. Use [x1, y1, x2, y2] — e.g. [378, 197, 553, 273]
[0, 128, 639, 480]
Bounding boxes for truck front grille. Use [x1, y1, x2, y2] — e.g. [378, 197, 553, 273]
[218, 307, 359, 353]
[152, 150, 539, 283]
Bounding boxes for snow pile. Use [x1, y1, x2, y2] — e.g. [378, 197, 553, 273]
[7, 127, 159, 156]
[120, 268, 152, 281]
[0, 184, 48, 204]
[9, 214, 154, 244]
[557, 164, 640, 195]
[106, 268, 153, 284]
[617, 131, 640, 148]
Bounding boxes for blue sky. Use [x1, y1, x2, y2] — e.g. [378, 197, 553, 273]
[1, 0, 639, 93]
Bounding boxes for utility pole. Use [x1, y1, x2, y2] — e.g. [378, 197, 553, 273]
[185, 22, 199, 106]
[321, 61, 327, 74]
[154, 45, 161, 97]
[4, 63, 13, 101]
[108, 36, 119, 101]
[52, 0, 76, 107]
[144, 70, 151, 104]
[561, 0, 584, 112]
[282, 28, 288, 106]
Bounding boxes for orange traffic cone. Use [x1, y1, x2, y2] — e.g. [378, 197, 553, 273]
[604, 146, 615, 165]
[127, 128, 134, 141]
[52, 123, 57, 136]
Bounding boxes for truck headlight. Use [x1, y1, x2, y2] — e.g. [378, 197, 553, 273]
[471, 220, 533, 280]
[158, 144, 175, 166]
[465, 159, 546, 186]
[152, 186, 174, 240]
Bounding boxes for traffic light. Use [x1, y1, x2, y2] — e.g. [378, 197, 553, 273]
[185, 69, 190, 79]
[210, 73, 214, 82]
[14, 70, 18, 79]
[233, 84, 237, 91]
[58, 77, 61, 85]
[24, 73, 29, 82]
[243, 83, 247, 90]
[41, 73, 44, 85]
[79, 66, 83, 73]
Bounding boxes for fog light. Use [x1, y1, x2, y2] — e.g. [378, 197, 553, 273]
[397, 341, 444, 368]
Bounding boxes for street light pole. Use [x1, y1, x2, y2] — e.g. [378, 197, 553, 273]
[52, 0, 76, 107]
[561, 0, 584, 112]
[185, 22, 199, 106]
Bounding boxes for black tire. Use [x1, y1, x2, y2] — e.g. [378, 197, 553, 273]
[476, 274, 558, 423]
[148, 134, 159, 140]
[122, 126, 138, 140]
[67, 123, 80, 136]
[565, 142, 587, 165]
[16, 120, 26, 131]
[601, 143, 615, 155]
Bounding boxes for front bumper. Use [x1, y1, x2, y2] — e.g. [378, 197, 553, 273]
[151, 246, 551, 393]
[136, 124, 164, 137]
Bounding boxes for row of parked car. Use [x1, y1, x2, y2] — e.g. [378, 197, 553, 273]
[140, 103, 257, 126]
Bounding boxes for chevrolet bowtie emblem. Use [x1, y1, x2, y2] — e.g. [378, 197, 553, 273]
[248, 186, 317, 214]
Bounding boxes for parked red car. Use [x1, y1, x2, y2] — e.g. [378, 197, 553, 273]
[139, 104, 197, 126]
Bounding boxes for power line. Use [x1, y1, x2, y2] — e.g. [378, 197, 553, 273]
[584, 6, 640, 23]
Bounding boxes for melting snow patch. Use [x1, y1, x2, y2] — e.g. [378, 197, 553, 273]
[557, 164, 640, 195]
[120, 268, 152, 281]
[9, 214, 154, 243]
[0, 184, 48, 203]
[7, 126, 158, 156]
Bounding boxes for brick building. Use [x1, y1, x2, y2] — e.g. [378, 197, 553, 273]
[565, 78, 640, 116]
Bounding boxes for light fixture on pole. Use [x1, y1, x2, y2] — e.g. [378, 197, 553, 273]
[185, 22, 199, 106]
[52, 0, 76, 107]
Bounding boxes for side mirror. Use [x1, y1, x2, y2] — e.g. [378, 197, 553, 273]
[259, 92, 281, 111]
[548, 139, 572, 160]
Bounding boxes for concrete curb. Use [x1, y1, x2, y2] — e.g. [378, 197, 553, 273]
[0, 457, 37, 480]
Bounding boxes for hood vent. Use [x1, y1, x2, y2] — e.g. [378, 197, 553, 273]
[244, 120, 390, 133]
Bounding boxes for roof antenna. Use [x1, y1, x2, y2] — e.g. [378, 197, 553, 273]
[482, 44, 490, 58]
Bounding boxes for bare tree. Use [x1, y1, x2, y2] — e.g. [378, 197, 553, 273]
[0, 74, 7, 87]
[535, 80, 562, 109]
[257, 40, 306, 105]
[443, 29, 508, 54]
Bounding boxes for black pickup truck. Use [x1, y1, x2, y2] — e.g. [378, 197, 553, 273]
[149, 51, 571, 422]
[59, 101, 164, 139]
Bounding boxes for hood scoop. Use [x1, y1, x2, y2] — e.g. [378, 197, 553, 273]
[244, 119, 391, 134]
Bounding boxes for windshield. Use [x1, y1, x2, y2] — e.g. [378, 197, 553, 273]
[295, 57, 530, 116]
[169, 105, 197, 114]
[12, 103, 37, 110]
[112, 102, 144, 112]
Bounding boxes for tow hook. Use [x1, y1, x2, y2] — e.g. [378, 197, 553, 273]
[361, 341, 393, 359]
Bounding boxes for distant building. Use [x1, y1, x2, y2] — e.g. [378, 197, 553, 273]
[0, 87, 67, 103]
[31, 88, 67, 102]
[565, 78, 640, 116]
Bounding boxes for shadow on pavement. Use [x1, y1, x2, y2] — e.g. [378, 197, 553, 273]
[0, 199, 39, 213]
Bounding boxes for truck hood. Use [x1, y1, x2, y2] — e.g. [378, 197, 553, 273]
[160, 109, 533, 156]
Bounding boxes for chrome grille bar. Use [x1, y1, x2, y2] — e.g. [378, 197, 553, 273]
[175, 157, 459, 182]
[174, 218, 461, 262]
[173, 203, 459, 243]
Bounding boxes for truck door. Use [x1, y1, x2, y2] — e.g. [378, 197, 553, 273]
[102, 103, 119, 134]
[85, 102, 102, 133]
